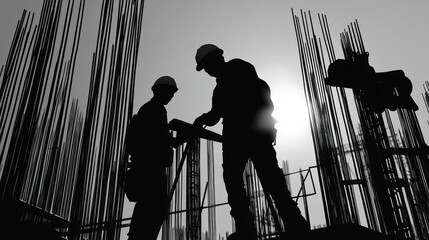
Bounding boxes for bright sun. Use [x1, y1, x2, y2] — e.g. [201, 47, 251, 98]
[271, 83, 309, 144]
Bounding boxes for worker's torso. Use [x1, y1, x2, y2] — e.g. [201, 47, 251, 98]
[132, 99, 170, 171]
[214, 59, 276, 138]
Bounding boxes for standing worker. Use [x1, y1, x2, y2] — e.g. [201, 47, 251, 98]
[193, 44, 310, 240]
[126, 76, 178, 240]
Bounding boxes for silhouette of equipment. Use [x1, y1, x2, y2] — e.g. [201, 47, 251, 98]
[166, 119, 222, 210]
[324, 53, 418, 113]
[169, 118, 223, 143]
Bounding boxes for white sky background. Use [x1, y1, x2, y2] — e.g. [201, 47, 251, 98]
[1, 0, 429, 239]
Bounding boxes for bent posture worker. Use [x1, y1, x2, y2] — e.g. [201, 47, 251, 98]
[193, 44, 310, 240]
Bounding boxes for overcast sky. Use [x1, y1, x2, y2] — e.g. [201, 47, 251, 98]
[1, 0, 428, 239]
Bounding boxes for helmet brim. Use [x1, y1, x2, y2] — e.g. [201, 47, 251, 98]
[152, 84, 178, 93]
[196, 63, 204, 71]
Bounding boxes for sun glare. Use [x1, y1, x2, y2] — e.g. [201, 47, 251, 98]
[271, 84, 309, 144]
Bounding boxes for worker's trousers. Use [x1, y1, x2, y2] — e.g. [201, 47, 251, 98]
[128, 171, 168, 240]
[222, 135, 304, 235]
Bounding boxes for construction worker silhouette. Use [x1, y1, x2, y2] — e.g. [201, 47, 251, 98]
[193, 44, 310, 240]
[127, 76, 178, 240]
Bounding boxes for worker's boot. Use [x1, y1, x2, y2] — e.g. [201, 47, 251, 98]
[285, 215, 310, 240]
[227, 213, 257, 240]
[276, 199, 310, 240]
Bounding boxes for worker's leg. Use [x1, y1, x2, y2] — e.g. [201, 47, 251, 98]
[128, 175, 168, 240]
[223, 147, 257, 239]
[251, 139, 310, 238]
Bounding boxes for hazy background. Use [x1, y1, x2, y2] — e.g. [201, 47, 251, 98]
[1, 0, 428, 239]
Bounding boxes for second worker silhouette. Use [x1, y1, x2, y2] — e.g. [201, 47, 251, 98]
[126, 76, 178, 240]
[193, 44, 310, 240]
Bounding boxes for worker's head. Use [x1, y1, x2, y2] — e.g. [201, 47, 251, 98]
[151, 76, 178, 105]
[195, 44, 225, 77]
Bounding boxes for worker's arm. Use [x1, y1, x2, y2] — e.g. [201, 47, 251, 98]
[194, 111, 220, 127]
[193, 86, 221, 128]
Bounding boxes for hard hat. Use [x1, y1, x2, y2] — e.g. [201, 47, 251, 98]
[195, 44, 223, 71]
[152, 76, 178, 92]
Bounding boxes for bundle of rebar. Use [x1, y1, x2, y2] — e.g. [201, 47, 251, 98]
[0, 2, 86, 237]
[70, 0, 144, 239]
[292, 9, 358, 227]
[0, 0, 85, 204]
[292, 8, 429, 240]
[0, 0, 145, 239]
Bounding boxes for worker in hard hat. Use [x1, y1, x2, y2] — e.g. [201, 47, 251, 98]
[193, 44, 310, 240]
[127, 76, 178, 240]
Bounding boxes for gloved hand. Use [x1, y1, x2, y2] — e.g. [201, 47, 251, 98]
[193, 113, 207, 128]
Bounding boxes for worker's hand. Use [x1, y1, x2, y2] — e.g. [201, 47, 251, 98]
[193, 114, 207, 128]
